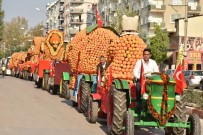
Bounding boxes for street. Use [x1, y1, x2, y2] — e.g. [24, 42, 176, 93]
[0, 76, 202, 135]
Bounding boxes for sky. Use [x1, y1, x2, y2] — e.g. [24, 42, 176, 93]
[2, 0, 55, 28]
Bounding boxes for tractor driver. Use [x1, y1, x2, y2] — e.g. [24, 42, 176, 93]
[133, 48, 159, 101]
[96, 56, 109, 85]
[96, 56, 109, 77]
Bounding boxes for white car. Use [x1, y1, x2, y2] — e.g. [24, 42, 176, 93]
[0, 57, 11, 76]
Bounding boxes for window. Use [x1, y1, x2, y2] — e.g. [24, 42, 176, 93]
[170, 14, 181, 23]
[171, 0, 183, 5]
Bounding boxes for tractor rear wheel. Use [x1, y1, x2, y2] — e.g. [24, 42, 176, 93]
[186, 114, 201, 135]
[165, 95, 187, 135]
[88, 97, 98, 123]
[50, 85, 58, 95]
[37, 78, 42, 88]
[107, 85, 127, 135]
[123, 111, 134, 135]
[42, 73, 49, 90]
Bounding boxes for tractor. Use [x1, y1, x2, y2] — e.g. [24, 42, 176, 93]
[42, 60, 72, 95]
[108, 72, 201, 135]
[59, 51, 97, 110]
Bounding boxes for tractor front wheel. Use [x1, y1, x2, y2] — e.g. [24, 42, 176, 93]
[88, 97, 98, 123]
[78, 79, 91, 113]
[123, 111, 134, 135]
[60, 80, 70, 100]
[42, 73, 49, 90]
[107, 85, 127, 135]
[186, 114, 201, 135]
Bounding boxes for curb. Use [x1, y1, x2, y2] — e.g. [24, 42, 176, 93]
[186, 106, 203, 119]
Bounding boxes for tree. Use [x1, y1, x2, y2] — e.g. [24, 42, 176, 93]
[3, 17, 28, 55]
[0, 0, 4, 58]
[149, 24, 169, 65]
[0, 0, 4, 41]
[29, 22, 44, 37]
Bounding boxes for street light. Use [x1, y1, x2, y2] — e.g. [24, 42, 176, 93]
[35, 7, 46, 13]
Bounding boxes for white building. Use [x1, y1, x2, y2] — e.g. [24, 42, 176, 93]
[46, 0, 65, 32]
[63, 0, 97, 42]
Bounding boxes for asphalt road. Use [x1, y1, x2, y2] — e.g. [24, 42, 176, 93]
[0, 76, 202, 135]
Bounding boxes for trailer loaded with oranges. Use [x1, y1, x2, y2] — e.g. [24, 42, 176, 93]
[61, 15, 201, 135]
[32, 30, 72, 93]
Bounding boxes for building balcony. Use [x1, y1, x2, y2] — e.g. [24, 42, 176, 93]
[58, 25, 64, 30]
[70, 8, 83, 14]
[59, 6, 64, 12]
[69, 29, 79, 35]
[148, 4, 166, 12]
[188, 5, 201, 13]
[70, 19, 83, 24]
[70, 0, 84, 4]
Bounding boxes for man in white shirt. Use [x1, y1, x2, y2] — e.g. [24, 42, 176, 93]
[133, 48, 159, 100]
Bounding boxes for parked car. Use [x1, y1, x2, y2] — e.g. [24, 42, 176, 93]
[165, 69, 175, 77]
[184, 70, 203, 88]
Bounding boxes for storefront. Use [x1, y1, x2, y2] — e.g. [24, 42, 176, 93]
[184, 51, 203, 70]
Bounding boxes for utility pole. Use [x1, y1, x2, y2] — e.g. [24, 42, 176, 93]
[104, 0, 106, 26]
[183, 0, 188, 69]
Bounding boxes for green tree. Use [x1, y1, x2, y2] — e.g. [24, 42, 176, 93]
[149, 24, 169, 65]
[0, 0, 4, 41]
[3, 17, 28, 55]
[0, 0, 4, 58]
[29, 22, 44, 37]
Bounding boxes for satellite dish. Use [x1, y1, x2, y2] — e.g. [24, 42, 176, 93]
[114, 13, 117, 17]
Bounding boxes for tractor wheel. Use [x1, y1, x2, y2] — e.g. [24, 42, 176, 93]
[88, 97, 98, 123]
[25, 71, 29, 80]
[78, 79, 90, 113]
[29, 75, 33, 81]
[186, 114, 201, 135]
[42, 73, 49, 90]
[50, 85, 58, 95]
[199, 81, 203, 90]
[107, 85, 127, 135]
[165, 95, 187, 135]
[123, 111, 134, 135]
[37, 78, 42, 88]
[60, 80, 70, 100]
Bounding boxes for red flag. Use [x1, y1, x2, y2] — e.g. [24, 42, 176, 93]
[108, 66, 113, 88]
[140, 61, 146, 95]
[173, 63, 187, 95]
[96, 9, 103, 27]
[97, 67, 102, 88]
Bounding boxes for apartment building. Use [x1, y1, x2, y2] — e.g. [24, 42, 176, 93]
[63, 0, 97, 42]
[136, 0, 203, 37]
[46, 0, 65, 32]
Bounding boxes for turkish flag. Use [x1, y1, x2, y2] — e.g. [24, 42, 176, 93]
[96, 9, 103, 27]
[140, 61, 146, 95]
[173, 63, 187, 95]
